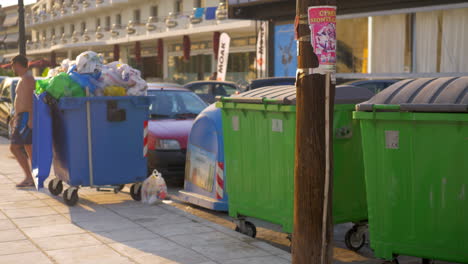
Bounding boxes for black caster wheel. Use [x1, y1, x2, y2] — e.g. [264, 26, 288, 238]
[345, 227, 366, 251]
[130, 183, 142, 201]
[48, 180, 63, 196]
[114, 184, 125, 194]
[63, 188, 79, 206]
[235, 221, 257, 238]
[422, 259, 434, 264]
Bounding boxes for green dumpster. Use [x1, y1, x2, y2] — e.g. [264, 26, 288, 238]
[217, 85, 374, 250]
[354, 77, 468, 263]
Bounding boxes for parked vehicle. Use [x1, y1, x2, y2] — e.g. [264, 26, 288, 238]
[244, 77, 296, 90]
[184, 81, 241, 104]
[146, 83, 208, 180]
[343, 79, 400, 94]
[0, 77, 19, 134]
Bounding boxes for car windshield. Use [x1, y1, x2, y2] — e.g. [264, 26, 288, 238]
[148, 90, 207, 119]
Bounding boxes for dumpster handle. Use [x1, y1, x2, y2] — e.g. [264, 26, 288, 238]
[372, 104, 400, 111]
[85, 87, 94, 187]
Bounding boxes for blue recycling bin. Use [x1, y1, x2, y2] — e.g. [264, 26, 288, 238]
[44, 96, 150, 205]
[32, 93, 53, 189]
[178, 104, 228, 211]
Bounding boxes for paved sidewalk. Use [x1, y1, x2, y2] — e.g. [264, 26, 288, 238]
[0, 137, 291, 264]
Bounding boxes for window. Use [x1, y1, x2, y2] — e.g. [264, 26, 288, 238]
[151, 6, 158, 18]
[70, 24, 75, 34]
[175, 0, 183, 14]
[51, 27, 56, 37]
[42, 30, 46, 39]
[336, 17, 368, 73]
[81, 21, 86, 34]
[96, 18, 101, 29]
[215, 84, 237, 96]
[60, 26, 65, 35]
[190, 84, 211, 95]
[35, 31, 40, 41]
[105, 16, 111, 30]
[194, 0, 204, 8]
[115, 14, 122, 27]
[133, 9, 141, 24]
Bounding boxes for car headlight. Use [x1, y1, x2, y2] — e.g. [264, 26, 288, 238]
[155, 139, 181, 150]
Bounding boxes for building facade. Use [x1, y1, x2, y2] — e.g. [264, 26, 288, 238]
[0, 4, 33, 64]
[229, 0, 468, 80]
[6, 0, 258, 83]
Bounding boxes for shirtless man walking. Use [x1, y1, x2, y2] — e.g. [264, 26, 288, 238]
[9, 55, 36, 188]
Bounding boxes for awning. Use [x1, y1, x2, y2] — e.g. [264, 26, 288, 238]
[28, 59, 52, 68]
[0, 63, 11, 69]
[3, 33, 19, 43]
[2, 12, 18, 27]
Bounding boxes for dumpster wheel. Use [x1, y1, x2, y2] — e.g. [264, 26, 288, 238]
[114, 184, 126, 194]
[48, 179, 63, 196]
[235, 221, 257, 238]
[345, 226, 366, 251]
[63, 188, 79, 206]
[130, 183, 142, 201]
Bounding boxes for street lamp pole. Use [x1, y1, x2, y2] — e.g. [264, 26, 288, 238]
[18, 0, 27, 55]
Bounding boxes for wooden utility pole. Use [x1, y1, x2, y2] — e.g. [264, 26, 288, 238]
[18, 0, 27, 55]
[293, 0, 336, 263]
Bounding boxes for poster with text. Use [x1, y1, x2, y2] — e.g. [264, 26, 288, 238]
[308, 6, 337, 72]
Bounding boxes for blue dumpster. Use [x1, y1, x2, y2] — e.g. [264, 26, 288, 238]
[45, 96, 150, 206]
[32, 93, 53, 189]
[178, 104, 228, 211]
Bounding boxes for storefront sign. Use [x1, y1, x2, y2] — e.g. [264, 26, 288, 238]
[308, 6, 337, 73]
[256, 21, 267, 77]
[217, 33, 231, 81]
[185, 144, 216, 192]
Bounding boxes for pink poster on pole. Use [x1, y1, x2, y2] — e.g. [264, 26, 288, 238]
[308, 6, 337, 73]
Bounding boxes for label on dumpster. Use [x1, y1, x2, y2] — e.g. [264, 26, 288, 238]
[272, 119, 283, 132]
[385, 130, 399, 149]
[232, 116, 239, 131]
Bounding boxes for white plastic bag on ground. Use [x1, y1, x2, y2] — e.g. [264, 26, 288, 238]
[141, 170, 168, 204]
[75, 51, 103, 74]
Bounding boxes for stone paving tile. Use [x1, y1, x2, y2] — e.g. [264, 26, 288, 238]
[2, 206, 59, 219]
[94, 227, 162, 244]
[190, 242, 272, 262]
[12, 214, 70, 228]
[66, 209, 122, 223]
[249, 241, 291, 256]
[46, 245, 133, 264]
[0, 199, 49, 210]
[22, 223, 86, 239]
[75, 217, 141, 232]
[169, 232, 241, 248]
[146, 221, 215, 237]
[111, 205, 172, 221]
[109, 239, 209, 264]
[34, 233, 103, 251]
[0, 211, 6, 220]
[0, 219, 16, 231]
[219, 256, 290, 264]
[0, 239, 37, 256]
[134, 213, 193, 227]
[0, 229, 26, 242]
[0, 251, 53, 264]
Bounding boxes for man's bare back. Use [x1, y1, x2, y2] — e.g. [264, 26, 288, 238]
[14, 72, 35, 129]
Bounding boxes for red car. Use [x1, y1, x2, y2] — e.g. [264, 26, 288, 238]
[146, 83, 208, 179]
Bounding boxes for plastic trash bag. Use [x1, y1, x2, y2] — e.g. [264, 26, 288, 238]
[46, 72, 85, 99]
[68, 65, 102, 94]
[75, 51, 103, 75]
[103, 86, 126, 96]
[141, 170, 168, 204]
[35, 78, 50, 95]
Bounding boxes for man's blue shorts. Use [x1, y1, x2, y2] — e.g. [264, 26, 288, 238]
[10, 112, 32, 145]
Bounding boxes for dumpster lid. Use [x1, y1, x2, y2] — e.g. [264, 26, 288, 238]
[356, 77, 468, 113]
[218, 85, 374, 105]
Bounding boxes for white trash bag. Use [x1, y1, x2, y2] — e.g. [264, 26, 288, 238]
[141, 170, 168, 205]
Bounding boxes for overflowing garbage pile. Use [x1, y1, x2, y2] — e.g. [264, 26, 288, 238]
[36, 51, 147, 99]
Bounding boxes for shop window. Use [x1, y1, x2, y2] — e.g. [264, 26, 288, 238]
[226, 52, 256, 82]
[336, 17, 368, 73]
[371, 13, 412, 73]
[168, 55, 212, 84]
